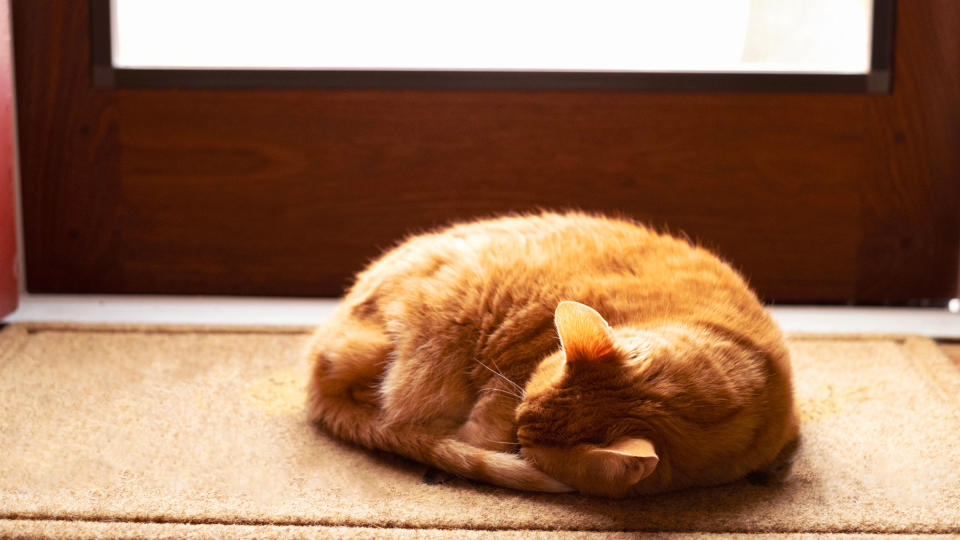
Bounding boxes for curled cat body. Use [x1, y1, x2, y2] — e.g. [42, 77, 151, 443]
[307, 211, 799, 497]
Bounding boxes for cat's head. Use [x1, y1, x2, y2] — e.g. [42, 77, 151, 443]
[516, 301, 660, 497]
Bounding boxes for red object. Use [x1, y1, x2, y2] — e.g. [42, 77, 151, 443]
[0, 0, 19, 317]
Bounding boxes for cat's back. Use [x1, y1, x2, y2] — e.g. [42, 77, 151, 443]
[351, 212, 755, 314]
[347, 212, 774, 346]
[348, 212, 652, 310]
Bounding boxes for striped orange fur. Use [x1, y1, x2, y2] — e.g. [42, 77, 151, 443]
[306, 211, 798, 496]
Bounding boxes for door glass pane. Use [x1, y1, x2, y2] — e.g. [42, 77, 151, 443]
[112, 0, 873, 73]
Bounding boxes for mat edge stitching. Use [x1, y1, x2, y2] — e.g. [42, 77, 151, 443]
[1, 515, 957, 535]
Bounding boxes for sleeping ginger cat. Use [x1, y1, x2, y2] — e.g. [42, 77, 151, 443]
[307, 212, 798, 496]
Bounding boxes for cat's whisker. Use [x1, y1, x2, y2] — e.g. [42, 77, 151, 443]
[491, 361, 525, 395]
[481, 437, 521, 447]
[479, 387, 524, 400]
[480, 385, 522, 397]
[473, 357, 525, 394]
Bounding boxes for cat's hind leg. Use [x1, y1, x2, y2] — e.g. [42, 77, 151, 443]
[307, 320, 571, 493]
[306, 310, 391, 427]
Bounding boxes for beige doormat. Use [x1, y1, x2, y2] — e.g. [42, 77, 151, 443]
[1, 323, 958, 539]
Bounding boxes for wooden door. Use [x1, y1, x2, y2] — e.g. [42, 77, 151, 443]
[12, 1, 960, 303]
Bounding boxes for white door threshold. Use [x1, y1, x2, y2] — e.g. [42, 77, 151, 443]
[4, 294, 960, 339]
[4, 294, 338, 327]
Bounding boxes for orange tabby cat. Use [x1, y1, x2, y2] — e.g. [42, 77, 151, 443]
[307, 211, 798, 496]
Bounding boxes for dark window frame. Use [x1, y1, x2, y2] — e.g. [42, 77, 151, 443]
[91, 0, 895, 93]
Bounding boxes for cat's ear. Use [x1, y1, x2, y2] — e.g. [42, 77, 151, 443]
[585, 437, 659, 492]
[554, 301, 616, 363]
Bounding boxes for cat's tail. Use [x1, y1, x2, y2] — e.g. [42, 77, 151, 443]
[308, 391, 573, 493]
[412, 433, 574, 493]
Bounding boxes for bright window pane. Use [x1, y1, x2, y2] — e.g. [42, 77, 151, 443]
[113, 0, 873, 73]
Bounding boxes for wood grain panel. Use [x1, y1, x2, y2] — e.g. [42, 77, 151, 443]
[13, 0, 121, 293]
[13, 0, 960, 302]
[114, 91, 863, 298]
[858, 0, 960, 300]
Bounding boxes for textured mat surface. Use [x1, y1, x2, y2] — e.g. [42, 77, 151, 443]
[1, 323, 958, 538]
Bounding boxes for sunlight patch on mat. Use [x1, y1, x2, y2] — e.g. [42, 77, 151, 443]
[244, 366, 308, 416]
[798, 383, 880, 422]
